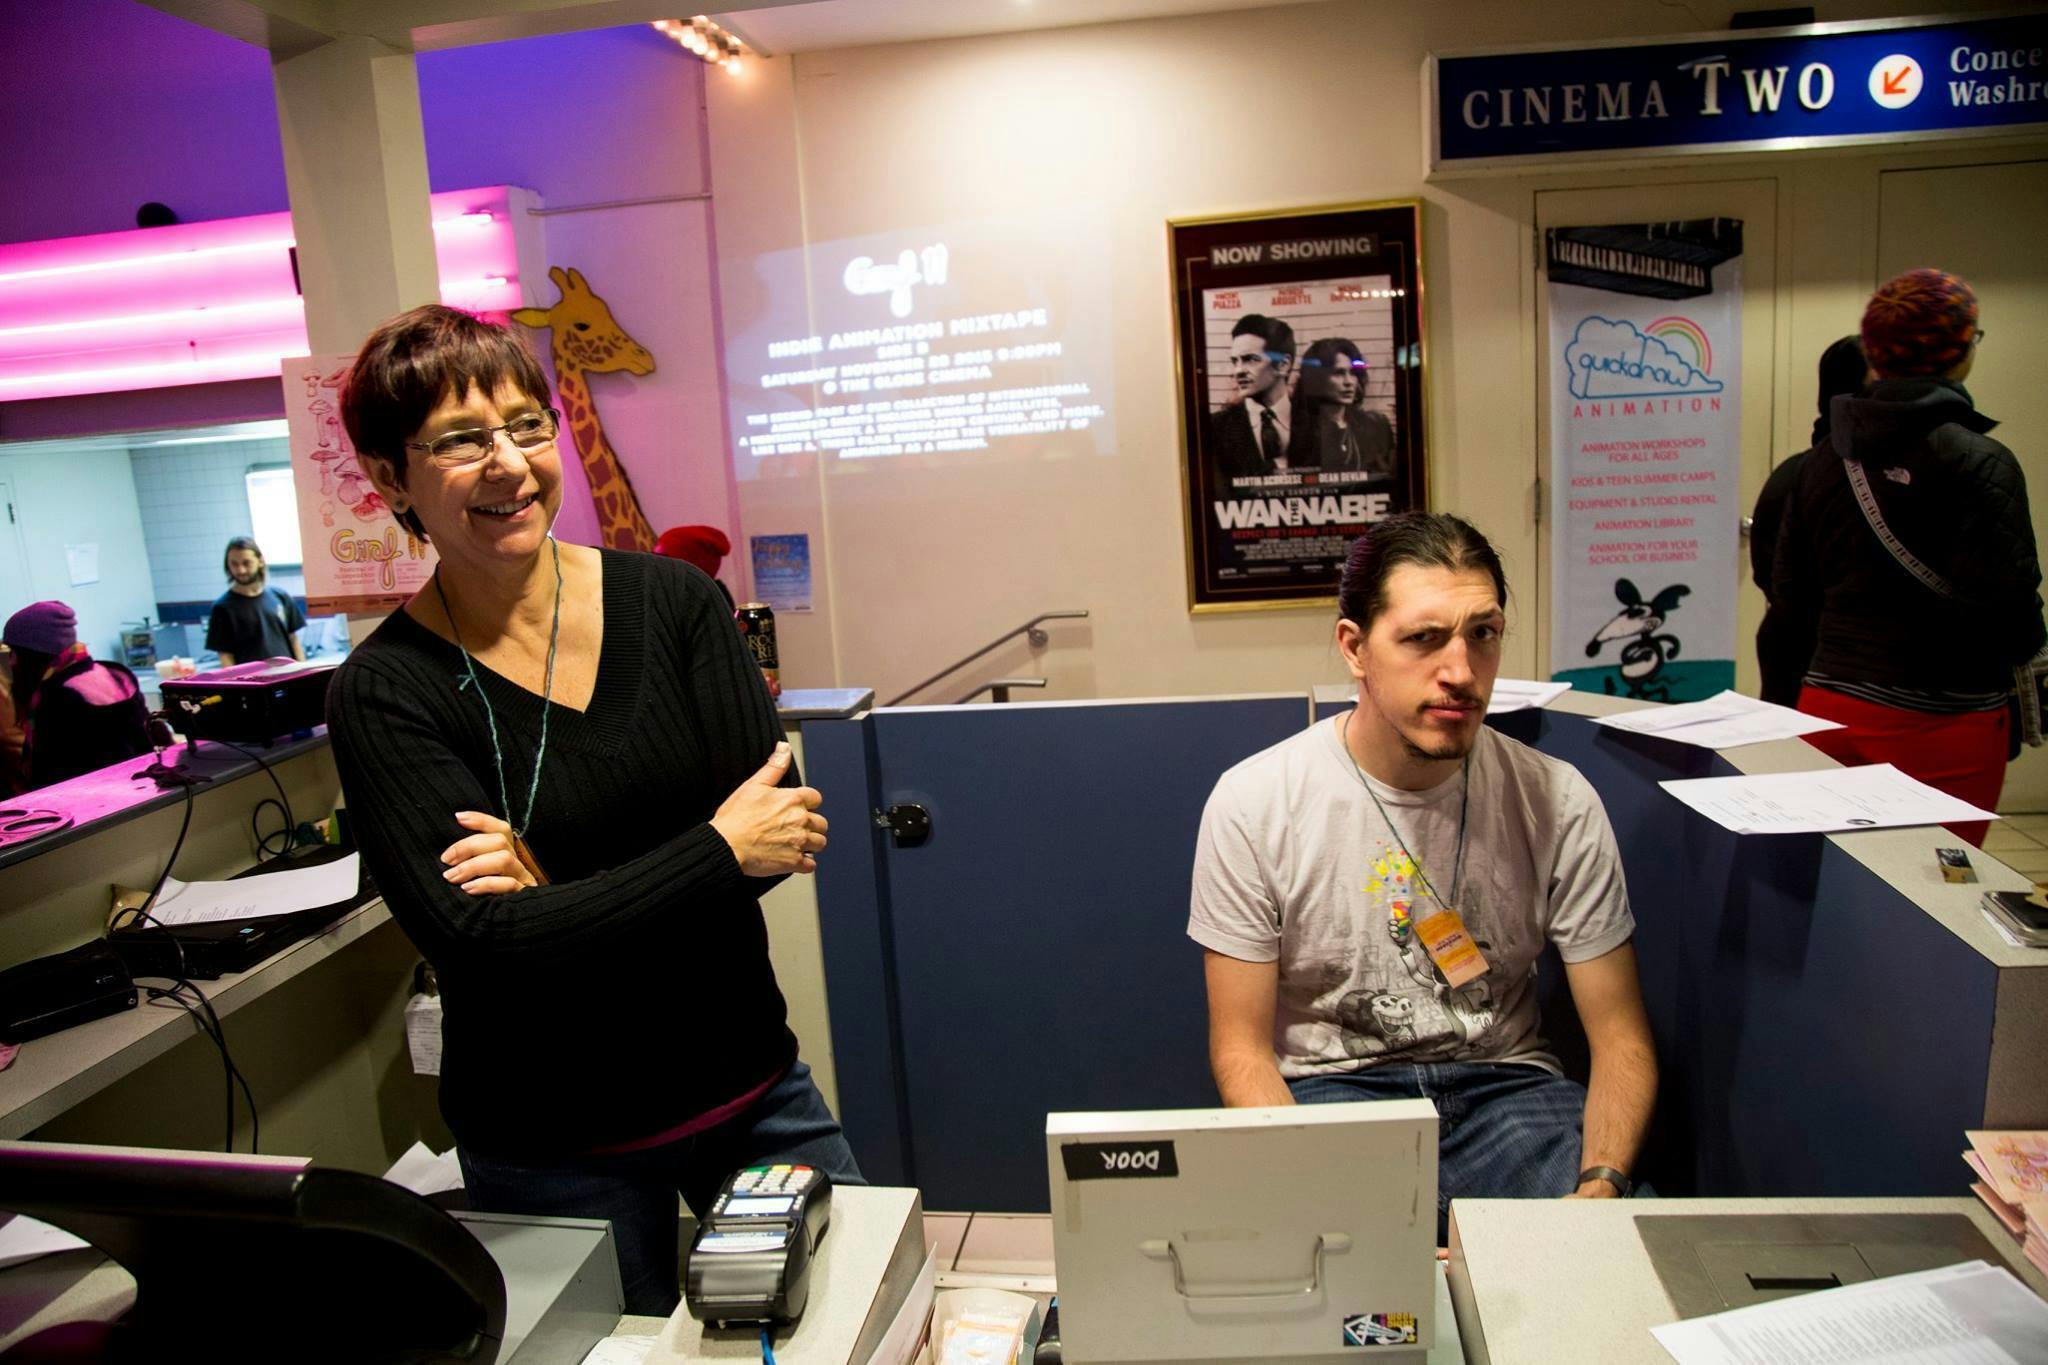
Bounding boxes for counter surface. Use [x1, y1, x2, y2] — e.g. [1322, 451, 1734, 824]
[0, 898, 391, 1139]
[0, 732, 329, 874]
[1448, 1196, 2048, 1365]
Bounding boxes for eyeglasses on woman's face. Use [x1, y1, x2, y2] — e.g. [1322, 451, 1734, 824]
[404, 407, 561, 469]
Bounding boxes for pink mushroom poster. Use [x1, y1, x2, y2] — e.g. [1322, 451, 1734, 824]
[283, 354, 436, 616]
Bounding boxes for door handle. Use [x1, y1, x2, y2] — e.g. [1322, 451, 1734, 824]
[873, 804, 931, 847]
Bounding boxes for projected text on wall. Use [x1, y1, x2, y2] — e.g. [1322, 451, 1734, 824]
[727, 219, 1114, 472]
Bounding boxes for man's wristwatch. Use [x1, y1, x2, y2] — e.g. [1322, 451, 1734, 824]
[1577, 1165, 1633, 1197]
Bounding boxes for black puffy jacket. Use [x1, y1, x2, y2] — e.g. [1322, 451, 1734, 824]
[1772, 379, 2045, 699]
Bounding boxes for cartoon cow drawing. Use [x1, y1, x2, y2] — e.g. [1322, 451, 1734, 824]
[1586, 578, 1691, 701]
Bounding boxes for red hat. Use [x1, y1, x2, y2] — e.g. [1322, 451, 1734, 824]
[1861, 269, 1979, 379]
[654, 525, 731, 577]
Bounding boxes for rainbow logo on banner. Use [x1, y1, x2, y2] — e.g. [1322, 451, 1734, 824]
[1563, 315, 1724, 401]
[1644, 316, 1714, 376]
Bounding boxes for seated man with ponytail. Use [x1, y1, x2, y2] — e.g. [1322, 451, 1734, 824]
[1189, 512, 1657, 1243]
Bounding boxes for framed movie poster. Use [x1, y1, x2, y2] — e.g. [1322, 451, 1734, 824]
[1171, 200, 1428, 612]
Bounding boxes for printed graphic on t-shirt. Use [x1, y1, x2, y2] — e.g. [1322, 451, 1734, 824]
[1318, 844, 1499, 1064]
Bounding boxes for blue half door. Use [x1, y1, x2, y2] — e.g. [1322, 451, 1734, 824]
[868, 695, 1308, 1212]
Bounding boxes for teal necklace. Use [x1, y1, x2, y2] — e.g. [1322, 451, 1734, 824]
[433, 534, 562, 839]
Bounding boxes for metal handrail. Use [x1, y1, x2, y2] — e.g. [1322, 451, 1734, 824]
[884, 611, 1088, 707]
[953, 678, 1049, 705]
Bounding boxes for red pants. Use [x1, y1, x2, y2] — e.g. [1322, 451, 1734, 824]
[1796, 685, 2008, 847]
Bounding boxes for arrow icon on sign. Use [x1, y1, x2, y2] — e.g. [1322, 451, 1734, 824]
[1869, 53, 1922, 109]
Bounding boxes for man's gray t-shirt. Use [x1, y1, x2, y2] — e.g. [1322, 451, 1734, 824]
[1188, 716, 1633, 1078]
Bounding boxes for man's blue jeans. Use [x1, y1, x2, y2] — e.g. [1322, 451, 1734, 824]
[1288, 1061, 1587, 1244]
[458, 1061, 863, 1316]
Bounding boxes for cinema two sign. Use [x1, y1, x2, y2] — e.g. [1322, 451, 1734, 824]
[1427, 12, 2048, 174]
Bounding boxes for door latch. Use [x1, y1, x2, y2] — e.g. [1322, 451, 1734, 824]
[873, 804, 931, 847]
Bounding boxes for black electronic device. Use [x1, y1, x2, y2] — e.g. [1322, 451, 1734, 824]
[685, 1165, 833, 1327]
[157, 657, 336, 744]
[0, 940, 135, 1044]
[1981, 889, 2048, 947]
[0, 1139, 505, 1363]
[107, 844, 373, 980]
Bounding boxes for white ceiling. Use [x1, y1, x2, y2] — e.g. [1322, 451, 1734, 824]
[713, 0, 1312, 56]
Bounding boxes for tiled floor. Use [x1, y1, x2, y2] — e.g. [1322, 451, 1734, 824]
[1981, 813, 2048, 878]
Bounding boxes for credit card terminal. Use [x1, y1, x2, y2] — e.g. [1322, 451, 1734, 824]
[684, 1165, 833, 1327]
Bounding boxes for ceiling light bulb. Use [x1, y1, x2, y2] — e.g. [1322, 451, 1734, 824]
[724, 55, 742, 73]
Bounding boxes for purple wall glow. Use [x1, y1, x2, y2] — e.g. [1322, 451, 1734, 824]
[0, 3, 704, 245]
[0, 0, 288, 245]
[2, 4, 740, 561]
[417, 26, 708, 206]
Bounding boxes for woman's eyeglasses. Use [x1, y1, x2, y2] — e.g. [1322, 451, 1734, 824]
[405, 408, 561, 468]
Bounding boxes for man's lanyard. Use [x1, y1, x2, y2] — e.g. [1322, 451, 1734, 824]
[1339, 710, 1489, 987]
[1340, 709, 1468, 910]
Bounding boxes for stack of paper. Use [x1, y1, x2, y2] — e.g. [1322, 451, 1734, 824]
[1486, 679, 1571, 715]
[1651, 1259, 2048, 1363]
[1593, 689, 1842, 750]
[1964, 1130, 2048, 1279]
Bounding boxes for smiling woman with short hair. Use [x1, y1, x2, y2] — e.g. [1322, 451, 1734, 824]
[326, 304, 860, 1316]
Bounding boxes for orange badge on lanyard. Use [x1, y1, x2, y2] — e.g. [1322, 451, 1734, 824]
[1414, 907, 1489, 987]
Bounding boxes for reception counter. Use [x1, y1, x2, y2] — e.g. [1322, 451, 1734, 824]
[2, 684, 2040, 1200]
[804, 688, 2048, 1210]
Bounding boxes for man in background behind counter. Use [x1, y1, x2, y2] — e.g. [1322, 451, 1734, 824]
[206, 536, 306, 666]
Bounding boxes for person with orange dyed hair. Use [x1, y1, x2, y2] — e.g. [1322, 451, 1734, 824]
[1773, 269, 2045, 845]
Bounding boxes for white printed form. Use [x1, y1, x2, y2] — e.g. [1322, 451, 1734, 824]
[1659, 764, 1997, 836]
[1651, 1260, 2048, 1364]
[1594, 689, 1842, 749]
[148, 853, 361, 926]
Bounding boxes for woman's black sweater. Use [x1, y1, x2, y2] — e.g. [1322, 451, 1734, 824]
[327, 549, 797, 1158]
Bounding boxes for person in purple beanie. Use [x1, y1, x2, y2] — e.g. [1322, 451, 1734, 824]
[2, 600, 149, 792]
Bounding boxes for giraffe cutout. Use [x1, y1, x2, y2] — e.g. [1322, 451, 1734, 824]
[512, 266, 659, 552]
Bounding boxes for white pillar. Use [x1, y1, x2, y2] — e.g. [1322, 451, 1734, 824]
[271, 34, 439, 356]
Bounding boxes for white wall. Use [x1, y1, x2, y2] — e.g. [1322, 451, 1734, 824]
[706, 0, 2047, 706]
[130, 437, 291, 610]
[420, 27, 742, 558]
[0, 445, 157, 660]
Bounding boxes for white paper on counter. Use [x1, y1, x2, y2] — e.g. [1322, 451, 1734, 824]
[148, 853, 359, 926]
[381, 1141, 464, 1197]
[1659, 764, 1998, 835]
[0, 1214, 89, 1270]
[1487, 679, 1573, 715]
[864, 1245, 937, 1365]
[581, 1336, 658, 1365]
[1651, 1259, 2048, 1364]
[1593, 689, 1842, 749]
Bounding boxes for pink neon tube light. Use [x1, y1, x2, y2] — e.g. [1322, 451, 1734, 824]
[0, 188, 526, 401]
